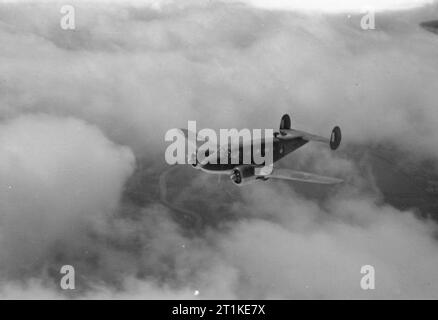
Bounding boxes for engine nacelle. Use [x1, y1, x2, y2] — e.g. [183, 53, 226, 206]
[230, 165, 257, 185]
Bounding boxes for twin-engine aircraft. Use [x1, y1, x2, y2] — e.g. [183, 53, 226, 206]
[180, 114, 343, 186]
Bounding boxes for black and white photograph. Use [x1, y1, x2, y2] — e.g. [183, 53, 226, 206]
[1, 0, 438, 307]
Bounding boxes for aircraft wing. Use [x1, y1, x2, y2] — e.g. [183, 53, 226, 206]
[177, 128, 217, 152]
[177, 128, 206, 150]
[266, 168, 343, 185]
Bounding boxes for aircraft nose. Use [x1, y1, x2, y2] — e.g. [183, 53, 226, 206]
[421, 20, 438, 35]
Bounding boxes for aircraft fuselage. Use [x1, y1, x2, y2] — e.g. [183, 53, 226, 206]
[200, 136, 308, 172]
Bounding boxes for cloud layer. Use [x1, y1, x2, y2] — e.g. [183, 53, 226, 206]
[229, 0, 436, 12]
[0, 0, 438, 299]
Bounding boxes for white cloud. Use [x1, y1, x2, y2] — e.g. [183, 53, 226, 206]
[0, 1, 438, 299]
[0, 114, 135, 278]
[228, 0, 436, 12]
